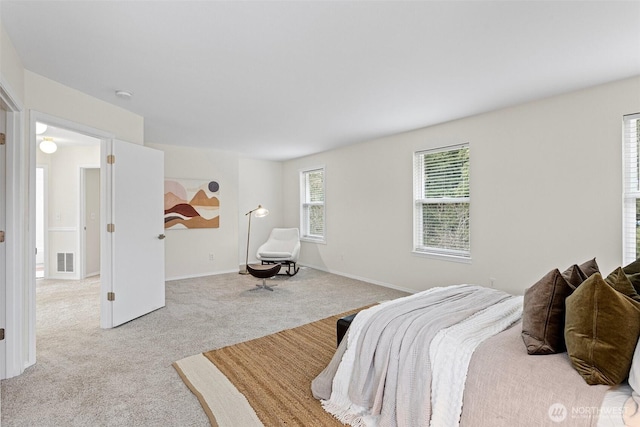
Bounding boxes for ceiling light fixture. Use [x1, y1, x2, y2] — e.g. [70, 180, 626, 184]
[35, 122, 48, 135]
[39, 137, 57, 154]
[115, 90, 132, 100]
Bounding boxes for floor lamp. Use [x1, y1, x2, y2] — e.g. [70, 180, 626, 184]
[240, 204, 269, 275]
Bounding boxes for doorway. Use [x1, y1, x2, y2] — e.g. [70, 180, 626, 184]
[34, 123, 100, 281]
[22, 112, 165, 375]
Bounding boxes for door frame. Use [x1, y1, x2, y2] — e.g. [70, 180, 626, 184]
[27, 111, 113, 369]
[1, 77, 24, 379]
[0, 104, 6, 379]
[79, 165, 100, 279]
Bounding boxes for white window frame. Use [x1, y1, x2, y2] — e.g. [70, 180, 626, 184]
[300, 166, 326, 243]
[413, 144, 471, 262]
[623, 113, 640, 264]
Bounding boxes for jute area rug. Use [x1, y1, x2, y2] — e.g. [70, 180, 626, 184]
[173, 309, 361, 427]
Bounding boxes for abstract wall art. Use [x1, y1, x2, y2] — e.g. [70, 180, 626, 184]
[164, 179, 220, 229]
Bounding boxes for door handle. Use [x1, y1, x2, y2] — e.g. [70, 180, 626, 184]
[158, 234, 166, 240]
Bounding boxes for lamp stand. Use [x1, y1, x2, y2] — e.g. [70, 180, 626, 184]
[239, 212, 252, 275]
[239, 205, 268, 274]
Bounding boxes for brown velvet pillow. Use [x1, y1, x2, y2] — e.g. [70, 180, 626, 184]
[522, 269, 574, 355]
[579, 257, 600, 278]
[605, 267, 640, 302]
[624, 258, 640, 275]
[561, 264, 588, 289]
[623, 258, 640, 294]
[565, 272, 640, 385]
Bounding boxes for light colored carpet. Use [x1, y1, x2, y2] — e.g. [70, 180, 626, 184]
[1, 267, 407, 426]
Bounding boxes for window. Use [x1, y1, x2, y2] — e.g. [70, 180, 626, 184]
[623, 113, 640, 264]
[414, 144, 470, 260]
[300, 167, 325, 242]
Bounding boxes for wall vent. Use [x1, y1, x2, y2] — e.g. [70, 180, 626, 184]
[56, 253, 74, 273]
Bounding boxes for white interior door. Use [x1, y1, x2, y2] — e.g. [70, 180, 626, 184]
[0, 106, 7, 378]
[101, 140, 165, 328]
[83, 167, 100, 277]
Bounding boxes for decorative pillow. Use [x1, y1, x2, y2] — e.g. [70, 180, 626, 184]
[605, 267, 640, 302]
[628, 273, 640, 295]
[522, 269, 574, 355]
[578, 257, 600, 278]
[624, 258, 640, 275]
[623, 258, 640, 294]
[561, 264, 588, 289]
[565, 272, 640, 385]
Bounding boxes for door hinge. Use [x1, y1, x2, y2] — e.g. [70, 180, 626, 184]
[0, 133, 5, 145]
[0, 328, 4, 340]
[107, 292, 115, 301]
[0, 230, 4, 243]
[107, 154, 115, 164]
[107, 224, 115, 233]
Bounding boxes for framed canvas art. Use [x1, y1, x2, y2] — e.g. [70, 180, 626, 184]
[164, 179, 220, 229]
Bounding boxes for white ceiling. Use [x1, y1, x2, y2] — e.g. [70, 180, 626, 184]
[2, 1, 640, 161]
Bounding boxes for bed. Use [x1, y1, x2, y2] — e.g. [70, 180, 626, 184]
[312, 259, 640, 427]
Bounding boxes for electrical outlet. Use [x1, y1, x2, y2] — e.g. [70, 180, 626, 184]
[209, 253, 214, 262]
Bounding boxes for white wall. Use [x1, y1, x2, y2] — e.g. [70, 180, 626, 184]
[238, 158, 284, 267]
[149, 143, 240, 279]
[147, 146, 285, 279]
[36, 144, 100, 279]
[0, 22, 24, 104]
[283, 76, 640, 295]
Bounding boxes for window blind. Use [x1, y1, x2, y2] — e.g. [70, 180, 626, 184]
[623, 113, 640, 263]
[414, 144, 470, 258]
[301, 168, 325, 240]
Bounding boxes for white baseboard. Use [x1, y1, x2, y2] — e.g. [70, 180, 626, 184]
[166, 269, 240, 281]
[298, 263, 416, 294]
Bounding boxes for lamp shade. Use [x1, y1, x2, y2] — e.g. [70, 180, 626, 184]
[39, 138, 57, 154]
[254, 205, 269, 218]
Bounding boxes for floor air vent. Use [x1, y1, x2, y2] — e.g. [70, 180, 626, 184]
[57, 253, 74, 273]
